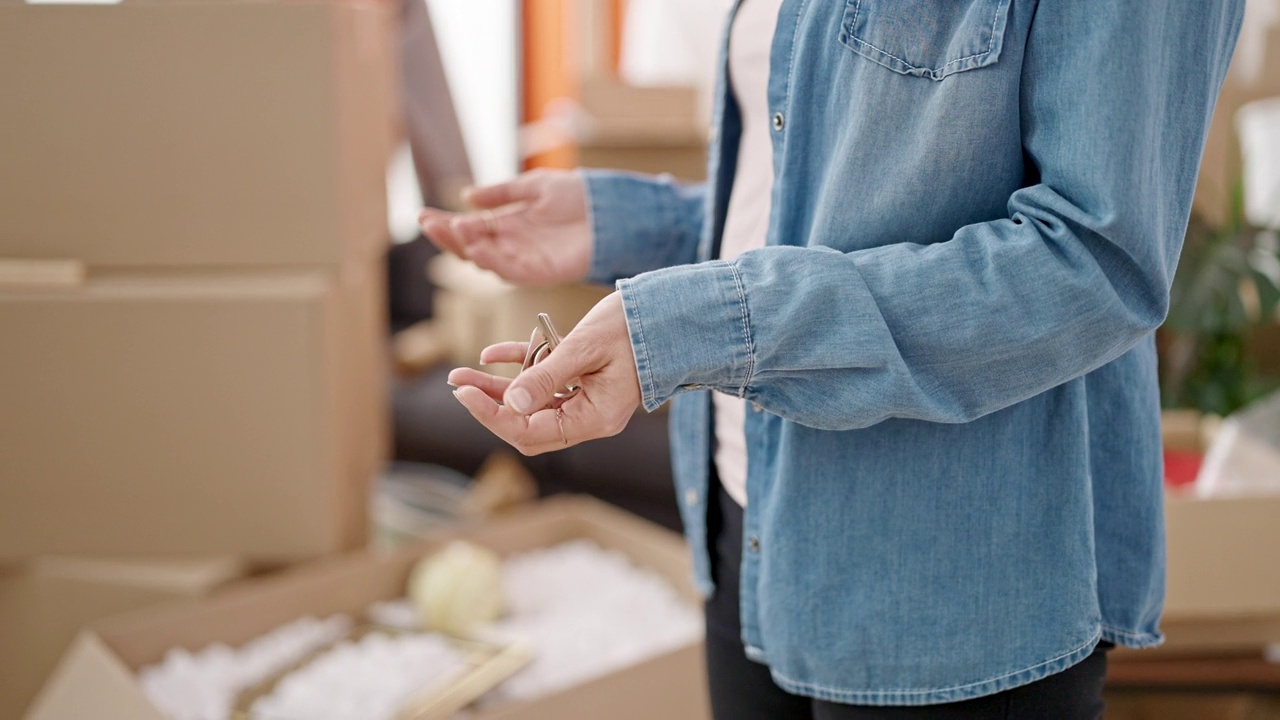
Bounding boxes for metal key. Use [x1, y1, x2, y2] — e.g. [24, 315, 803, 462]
[521, 313, 581, 402]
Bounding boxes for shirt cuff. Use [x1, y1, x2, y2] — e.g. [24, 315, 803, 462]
[617, 260, 755, 411]
[582, 169, 695, 285]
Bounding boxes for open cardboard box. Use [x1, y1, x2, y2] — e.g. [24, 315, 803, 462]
[28, 497, 711, 720]
[1143, 413, 1280, 656]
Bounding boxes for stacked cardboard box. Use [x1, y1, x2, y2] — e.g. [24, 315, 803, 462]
[0, 0, 394, 560]
[0, 1, 396, 712]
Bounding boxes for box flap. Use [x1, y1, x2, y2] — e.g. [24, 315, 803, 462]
[25, 632, 164, 720]
[30, 557, 245, 596]
[0, 259, 85, 287]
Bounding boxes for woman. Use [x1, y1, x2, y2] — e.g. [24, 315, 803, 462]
[420, 2, 1244, 717]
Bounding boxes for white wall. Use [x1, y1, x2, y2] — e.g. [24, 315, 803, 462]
[426, 0, 521, 187]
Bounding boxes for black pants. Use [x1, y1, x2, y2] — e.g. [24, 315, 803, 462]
[705, 483, 1110, 720]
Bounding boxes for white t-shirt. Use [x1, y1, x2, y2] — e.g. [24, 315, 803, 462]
[713, 0, 783, 507]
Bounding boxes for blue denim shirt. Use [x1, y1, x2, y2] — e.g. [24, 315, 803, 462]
[584, 0, 1243, 705]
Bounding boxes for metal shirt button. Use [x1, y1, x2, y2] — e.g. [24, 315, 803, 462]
[772, 112, 785, 131]
[748, 535, 761, 553]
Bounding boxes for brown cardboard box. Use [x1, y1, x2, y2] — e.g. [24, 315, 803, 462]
[27, 497, 711, 720]
[1151, 412, 1280, 655]
[577, 79, 708, 182]
[0, 263, 388, 560]
[0, 0, 395, 267]
[0, 557, 243, 720]
[1155, 493, 1280, 654]
[578, 141, 709, 184]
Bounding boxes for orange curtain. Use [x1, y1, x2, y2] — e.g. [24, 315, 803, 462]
[523, 0, 578, 169]
[522, 0, 627, 169]
[609, 0, 626, 75]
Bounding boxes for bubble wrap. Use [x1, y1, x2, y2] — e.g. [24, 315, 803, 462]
[250, 632, 467, 720]
[478, 539, 703, 705]
[138, 615, 352, 720]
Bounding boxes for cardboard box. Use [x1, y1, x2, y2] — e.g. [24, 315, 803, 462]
[0, 0, 395, 267]
[1156, 493, 1280, 654]
[578, 142, 709, 184]
[577, 79, 708, 182]
[1, 557, 243, 720]
[0, 263, 388, 560]
[28, 497, 711, 720]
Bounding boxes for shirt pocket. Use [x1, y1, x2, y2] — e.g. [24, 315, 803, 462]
[838, 0, 1011, 81]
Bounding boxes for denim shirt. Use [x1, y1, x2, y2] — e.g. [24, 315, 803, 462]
[584, 0, 1243, 705]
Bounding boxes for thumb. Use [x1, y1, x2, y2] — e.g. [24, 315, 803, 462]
[504, 343, 589, 415]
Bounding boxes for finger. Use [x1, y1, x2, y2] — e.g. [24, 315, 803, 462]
[463, 174, 538, 209]
[449, 213, 487, 251]
[510, 397, 605, 454]
[447, 367, 512, 403]
[450, 204, 526, 245]
[479, 342, 529, 366]
[504, 340, 593, 415]
[419, 209, 467, 257]
[452, 386, 559, 454]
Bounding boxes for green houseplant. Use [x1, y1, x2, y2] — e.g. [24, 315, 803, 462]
[1161, 184, 1280, 416]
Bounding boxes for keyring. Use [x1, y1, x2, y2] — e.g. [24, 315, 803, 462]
[521, 313, 581, 403]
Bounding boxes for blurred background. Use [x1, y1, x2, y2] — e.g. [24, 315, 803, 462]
[0, 1, 1278, 719]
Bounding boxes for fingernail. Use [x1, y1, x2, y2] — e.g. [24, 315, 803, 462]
[452, 389, 463, 403]
[446, 380, 457, 388]
[506, 387, 532, 414]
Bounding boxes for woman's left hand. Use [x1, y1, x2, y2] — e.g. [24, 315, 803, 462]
[447, 293, 642, 456]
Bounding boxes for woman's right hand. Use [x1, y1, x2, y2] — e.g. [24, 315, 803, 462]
[418, 169, 592, 287]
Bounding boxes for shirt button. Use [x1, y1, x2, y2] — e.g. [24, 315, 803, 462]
[772, 112, 785, 131]
[685, 489, 699, 506]
[748, 535, 761, 553]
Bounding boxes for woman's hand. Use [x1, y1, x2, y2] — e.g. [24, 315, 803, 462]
[419, 169, 592, 287]
[447, 293, 641, 456]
